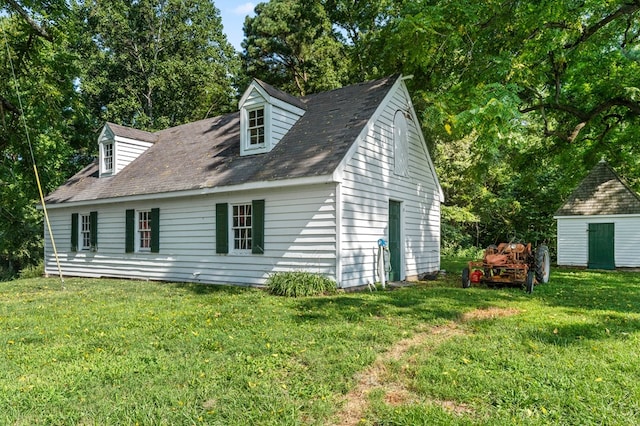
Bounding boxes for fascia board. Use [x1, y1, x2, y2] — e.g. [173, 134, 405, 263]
[113, 135, 154, 146]
[399, 82, 445, 203]
[41, 174, 337, 210]
[553, 213, 640, 220]
[271, 97, 306, 116]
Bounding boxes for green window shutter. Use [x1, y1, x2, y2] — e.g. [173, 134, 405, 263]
[252, 199, 265, 254]
[150, 208, 160, 253]
[90, 211, 98, 250]
[216, 203, 228, 254]
[125, 209, 135, 253]
[71, 213, 78, 252]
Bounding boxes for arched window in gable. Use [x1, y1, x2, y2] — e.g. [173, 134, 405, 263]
[393, 110, 409, 177]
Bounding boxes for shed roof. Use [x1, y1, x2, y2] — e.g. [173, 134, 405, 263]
[555, 160, 640, 216]
[45, 75, 398, 204]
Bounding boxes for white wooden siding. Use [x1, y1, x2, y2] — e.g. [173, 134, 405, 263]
[44, 184, 337, 286]
[339, 83, 441, 287]
[271, 106, 301, 148]
[115, 139, 154, 174]
[556, 215, 640, 267]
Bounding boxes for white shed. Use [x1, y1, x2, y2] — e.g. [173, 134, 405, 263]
[554, 160, 640, 269]
[42, 75, 443, 288]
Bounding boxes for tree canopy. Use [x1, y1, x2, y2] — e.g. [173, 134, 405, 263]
[0, 0, 239, 276]
[77, 0, 239, 131]
[366, 0, 640, 249]
[242, 0, 349, 95]
[0, 1, 89, 275]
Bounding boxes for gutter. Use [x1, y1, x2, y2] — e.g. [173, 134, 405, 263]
[39, 174, 337, 210]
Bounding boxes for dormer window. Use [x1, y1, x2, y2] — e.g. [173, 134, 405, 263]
[97, 122, 157, 177]
[238, 79, 306, 157]
[102, 142, 114, 173]
[248, 108, 265, 146]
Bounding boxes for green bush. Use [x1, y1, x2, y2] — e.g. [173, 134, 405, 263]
[441, 244, 484, 258]
[18, 260, 45, 279]
[266, 271, 337, 297]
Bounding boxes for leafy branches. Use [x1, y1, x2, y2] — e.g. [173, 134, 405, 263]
[78, 0, 239, 130]
[242, 0, 349, 96]
[3, 0, 53, 41]
[562, 1, 640, 50]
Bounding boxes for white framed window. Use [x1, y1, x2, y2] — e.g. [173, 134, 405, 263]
[393, 110, 409, 177]
[102, 142, 114, 173]
[232, 203, 252, 251]
[80, 214, 91, 250]
[247, 108, 265, 147]
[137, 210, 151, 251]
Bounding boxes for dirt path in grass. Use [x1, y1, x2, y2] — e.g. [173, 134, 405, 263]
[332, 307, 519, 426]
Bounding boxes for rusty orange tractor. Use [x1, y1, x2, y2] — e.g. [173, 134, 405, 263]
[462, 243, 550, 293]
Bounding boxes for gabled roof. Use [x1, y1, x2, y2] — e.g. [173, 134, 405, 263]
[253, 79, 307, 111]
[555, 160, 640, 216]
[45, 75, 399, 204]
[105, 122, 158, 143]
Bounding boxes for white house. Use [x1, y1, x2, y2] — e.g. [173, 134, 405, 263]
[554, 160, 640, 269]
[43, 75, 443, 288]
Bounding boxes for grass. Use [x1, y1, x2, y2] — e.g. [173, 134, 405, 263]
[1, 259, 639, 425]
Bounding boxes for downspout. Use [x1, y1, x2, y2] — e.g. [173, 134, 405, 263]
[335, 182, 343, 288]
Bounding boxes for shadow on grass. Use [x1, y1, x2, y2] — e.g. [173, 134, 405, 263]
[171, 282, 257, 295]
[530, 268, 640, 314]
[522, 312, 640, 347]
[292, 283, 530, 325]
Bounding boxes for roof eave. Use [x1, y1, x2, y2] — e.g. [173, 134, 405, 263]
[42, 174, 338, 210]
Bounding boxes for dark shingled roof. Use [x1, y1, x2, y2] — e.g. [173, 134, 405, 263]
[106, 122, 158, 143]
[555, 160, 640, 216]
[46, 76, 398, 204]
[254, 79, 307, 111]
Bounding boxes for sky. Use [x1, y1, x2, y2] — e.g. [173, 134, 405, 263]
[216, 1, 256, 51]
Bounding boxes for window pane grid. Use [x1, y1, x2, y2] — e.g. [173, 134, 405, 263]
[104, 143, 113, 171]
[138, 211, 151, 249]
[248, 109, 265, 146]
[81, 214, 91, 250]
[233, 204, 252, 250]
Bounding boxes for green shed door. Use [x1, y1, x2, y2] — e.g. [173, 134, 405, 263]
[388, 200, 402, 281]
[588, 223, 615, 270]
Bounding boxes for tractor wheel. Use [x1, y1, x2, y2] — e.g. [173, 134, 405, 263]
[535, 245, 551, 283]
[462, 267, 471, 288]
[526, 270, 535, 294]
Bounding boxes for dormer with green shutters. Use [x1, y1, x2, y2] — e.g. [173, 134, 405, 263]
[98, 122, 158, 177]
[238, 79, 306, 156]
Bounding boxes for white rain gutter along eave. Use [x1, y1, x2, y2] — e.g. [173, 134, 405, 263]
[38, 174, 337, 210]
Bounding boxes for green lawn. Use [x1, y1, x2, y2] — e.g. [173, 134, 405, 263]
[1, 260, 640, 425]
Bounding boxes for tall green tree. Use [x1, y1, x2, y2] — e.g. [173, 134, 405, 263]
[78, 0, 239, 130]
[322, 0, 401, 81]
[1, 2, 90, 276]
[369, 0, 640, 250]
[242, 0, 349, 95]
